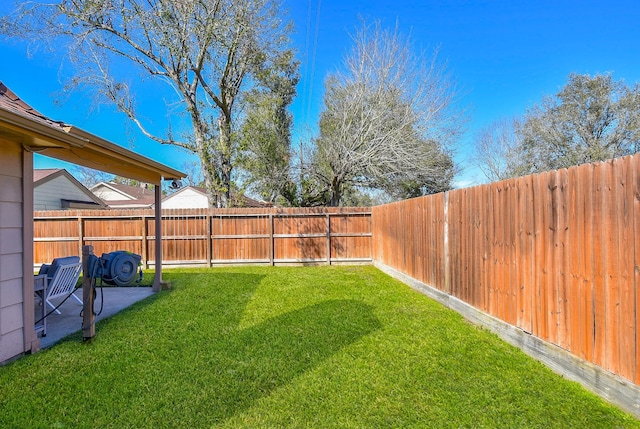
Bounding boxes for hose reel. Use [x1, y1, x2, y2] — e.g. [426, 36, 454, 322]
[88, 251, 142, 287]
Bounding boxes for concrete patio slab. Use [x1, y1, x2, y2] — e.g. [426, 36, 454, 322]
[36, 287, 155, 349]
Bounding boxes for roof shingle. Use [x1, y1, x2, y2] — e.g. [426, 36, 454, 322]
[0, 82, 70, 131]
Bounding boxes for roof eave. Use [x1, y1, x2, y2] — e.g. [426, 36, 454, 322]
[69, 127, 184, 181]
[0, 109, 86, 149]
[0, 101, 185, 186]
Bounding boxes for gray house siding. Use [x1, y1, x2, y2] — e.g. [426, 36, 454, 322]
[0, 138, 26, 363]
[34, 174, 92, 210]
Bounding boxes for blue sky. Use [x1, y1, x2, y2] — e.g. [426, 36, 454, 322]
[1, 0, 640, 188]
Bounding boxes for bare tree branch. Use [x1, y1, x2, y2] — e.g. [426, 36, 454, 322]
[1, 0, 296, 207]
[310, 20, 464, 205]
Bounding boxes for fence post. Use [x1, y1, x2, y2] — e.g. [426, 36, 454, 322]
[269, 213, 275, 266]
[326, 213, 331, 265]
[444, 191, 451, 294]
[207, 211, 213, 267]
[77, 216, 84, 258]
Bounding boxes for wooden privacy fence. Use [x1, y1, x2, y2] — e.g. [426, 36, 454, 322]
[33, 207, 372, 267]
[372, 154, 640, 386]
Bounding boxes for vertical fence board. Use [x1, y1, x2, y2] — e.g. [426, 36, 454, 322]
[603, 160, 621, 374]
[557, 169, 570, 350]
[418, 199, 426, 284]
[418, 198, 426, 285]
[568, 166, 581, 356]
[546, 171, 560, 346]
[489, 184, 499, 319]
[582, 164, 596, 362]
[531, 173, 545, 339]
[503, 181, 513, 324]
[465, 189, 473, 303]
[592, 163, 607, 368]
[447, 193, 456, 295]
[524, 175, 535, 334]
[515, 177, 525, 330]
[506, 179, 517, 326]
[442, 193, 449, 293]
[436, 193, 446, 291]
[471, 188, 481, 307]
[457, 189, 467, 300]
[482, 184, 492, 313]
[617, 156, 635, 382]
[496, 182, 507, 323]
[634, 155, 640, 384]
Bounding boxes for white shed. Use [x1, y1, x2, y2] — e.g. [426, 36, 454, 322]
[161, 185, 273, 209]
[161, 186, 210, 209]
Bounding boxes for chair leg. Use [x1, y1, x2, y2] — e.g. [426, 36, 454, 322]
[34, 291, 46, 337]
[71, 292, 84, 305]
[46, 300, 62, 315]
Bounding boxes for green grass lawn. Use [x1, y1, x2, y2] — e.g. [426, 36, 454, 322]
[1, 266, 637, 428]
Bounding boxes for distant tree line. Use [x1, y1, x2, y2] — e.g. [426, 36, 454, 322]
[474, 73, 640, 182]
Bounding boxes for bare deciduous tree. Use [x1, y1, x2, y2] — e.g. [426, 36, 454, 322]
[519, 73, 640, 173]
[72, 166, 114, 188]
[311, 20, 464, 206]
[473, 117, 526, 182]
[1, 0, 297, 207]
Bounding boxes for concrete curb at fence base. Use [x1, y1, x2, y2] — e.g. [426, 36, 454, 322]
[374, 261, 640, 420]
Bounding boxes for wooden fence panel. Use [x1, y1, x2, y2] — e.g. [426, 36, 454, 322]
[33, 216, 78, 264]
[371, 153, 640, 386]
[328, 211, 372, 262]
[34, 208, 372, 268]
[34, 241, 77, 266]
[371, 194, 447, 289]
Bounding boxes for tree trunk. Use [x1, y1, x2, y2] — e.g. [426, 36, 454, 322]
[218, 113, 233, 207]
[330, 177, 342, 207]
[191, 120, 219, 207]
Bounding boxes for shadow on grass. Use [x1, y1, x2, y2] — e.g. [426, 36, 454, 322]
[145, 299, 381, 425]
[0, 272, 381, 427]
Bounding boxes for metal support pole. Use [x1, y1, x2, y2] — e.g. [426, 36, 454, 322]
[153, 186, 163, 291]
[82, 245, 95, 341]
